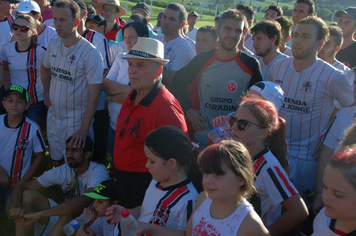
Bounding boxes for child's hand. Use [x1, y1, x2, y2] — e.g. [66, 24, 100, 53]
[106, 205, 125, 224]
[212, 116, 227, 128]
[76, 226, 96, 236]
[135, 221, 151, 236]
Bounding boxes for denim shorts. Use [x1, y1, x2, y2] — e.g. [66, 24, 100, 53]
[25, 101, 47, 121]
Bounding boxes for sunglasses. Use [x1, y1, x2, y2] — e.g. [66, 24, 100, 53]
[228, 116, 265, 131]
[11, 23, 30, 33]
[103, 7, 118, 13]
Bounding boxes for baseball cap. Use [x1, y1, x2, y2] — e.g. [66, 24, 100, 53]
[249, 81, 284, 111]
[86, 14, 106, 27]
[132, 2, 150, 15]
[4, 0, 21, 4]
[83, 179, 119, 200]
[16, 0, 41, 14]
[4, 85, 30, 103]
[336, 7, 356, 20]
[72, 0, 88, 12]
[189, 11, 199, 17]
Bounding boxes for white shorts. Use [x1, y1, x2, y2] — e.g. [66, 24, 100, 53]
[289, 156, 317, 205]
[34, 198, 59, 236]
[47, 117, 94, 161]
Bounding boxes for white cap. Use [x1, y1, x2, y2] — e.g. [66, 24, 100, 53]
[16, 0, 41, 14]
[249, 81, 284, 111]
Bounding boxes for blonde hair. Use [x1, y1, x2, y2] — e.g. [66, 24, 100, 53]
[15, 15, 38, 47]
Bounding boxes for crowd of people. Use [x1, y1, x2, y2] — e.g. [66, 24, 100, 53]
[0, 0, 356, 235]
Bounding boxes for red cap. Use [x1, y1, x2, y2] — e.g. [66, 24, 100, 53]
[121, 209, 130, 218]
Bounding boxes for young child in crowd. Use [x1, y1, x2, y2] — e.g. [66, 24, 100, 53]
[127, 140, 270, 236]
[106, 126, 202, 230]
[312, 146, 356, 235]
[213, 95, 308, 235]
[0, 85, 46, 215]
[75, 179, 119, 236]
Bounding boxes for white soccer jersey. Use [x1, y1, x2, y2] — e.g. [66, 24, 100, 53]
[0, 42, 47, 104]
[155, 34, 195, 72]
[139, 179, 198, 230]
[332, 60, 350, 73]
[258, 52, 288, 81]
[36, 161, 109, 197]
[253, 149, 298, 226]
[105, 53, 130, 130]
[82, 29, 111, 69]
[0, 115, 46, 186]
[269, 58, 354, 160]
[0, 16, 14, 50]
[244, 34, 255, 54]
[37, 25, 57, 48]
[43, 37, 103, 128]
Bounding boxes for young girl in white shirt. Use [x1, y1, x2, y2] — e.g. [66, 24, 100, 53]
[312, 146, 356, 236]
[125, 139, 270, 236]
[106, 126, 202, 230]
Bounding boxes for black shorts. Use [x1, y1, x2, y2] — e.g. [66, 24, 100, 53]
[114, 169, 152, 208]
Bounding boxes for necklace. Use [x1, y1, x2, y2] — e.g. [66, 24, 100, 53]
[60, 36, 82, 57]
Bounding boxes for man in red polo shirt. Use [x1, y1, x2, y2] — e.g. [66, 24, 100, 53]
[113, 38, 187, 208]
[97, 0, 126, 41]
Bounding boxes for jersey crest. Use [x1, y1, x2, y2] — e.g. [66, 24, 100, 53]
[227, 80, 237, 93]
[15, 138, 29, 150]
[301, 81, 313, 93]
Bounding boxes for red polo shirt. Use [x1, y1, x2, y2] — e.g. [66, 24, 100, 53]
[105, 22, 122, 41]
[114, 80, 188, 173]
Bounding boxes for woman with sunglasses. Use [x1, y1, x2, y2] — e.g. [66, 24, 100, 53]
[212, 95, 308, 236]
[15, 0, 57, 47]
[0, 15, 47, 127]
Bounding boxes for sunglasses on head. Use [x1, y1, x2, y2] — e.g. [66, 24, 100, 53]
[228, 116, 266, 131]
[11, 23, 30, 33]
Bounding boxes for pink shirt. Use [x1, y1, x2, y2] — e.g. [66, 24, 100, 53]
[41, 5, 53, 22]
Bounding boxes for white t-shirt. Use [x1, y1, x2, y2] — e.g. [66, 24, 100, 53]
[269, 58, 354, 160]
[43, 37, 103, 128]
[245, 34, 255, 54]
[258, 52, 288, 81]
[0, 42, 47, 104]
[253, 149, 298, 226]
[0, 16, 14, 50]
[37, 25, 57, 48]
[192, 197, 252, 235]
[283, 46, 293, 57]
[88, 216, 117, 236]
[187, 27, 198, 41]
[0, 115, 46, 186]
[331, 62, 351, 109]
[36, 161, 109, 197]
[323, 106, 356, 154]
[108, 40, 125, 64]
[155, 34, 195, 72]
[312, 208, 356, 236]
[139, 179, 198, 230]
[332, 60, 350, 73]
[105, 53, 130, 129]
[43, 18, 54, 28]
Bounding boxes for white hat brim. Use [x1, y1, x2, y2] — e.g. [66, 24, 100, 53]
[121, 54, 169, 65]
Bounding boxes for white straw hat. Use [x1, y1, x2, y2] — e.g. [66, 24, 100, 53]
[122, 37, 169, 65]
